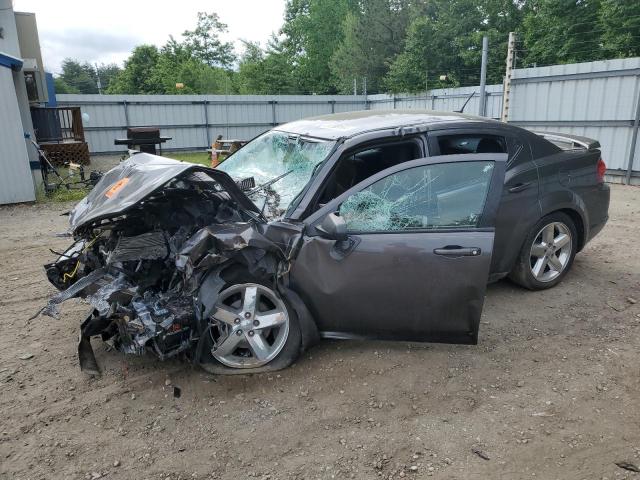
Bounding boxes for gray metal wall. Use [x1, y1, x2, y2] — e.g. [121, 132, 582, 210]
[56, 57, 640, 178]
[56, 88, 504, 154]
[508, 57, 640, 176]
[55, 94, 365, 154]
[367, 84, 504, 119]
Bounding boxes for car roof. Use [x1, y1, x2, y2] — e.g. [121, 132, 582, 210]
[274, 109, 503, 140]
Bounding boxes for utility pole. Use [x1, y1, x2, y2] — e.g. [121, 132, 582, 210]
[425, 71, 428, 109]
[363, 76, 368, 109]
[478, 36, 488, 116]
[94, 63, 102, 94]
[501, 32, 516, 122]
[353, 77, 357, 96]
[626, 84, 640, 184]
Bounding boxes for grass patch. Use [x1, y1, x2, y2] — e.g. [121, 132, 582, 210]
[162, 151, 210, 166]
[36, 184, 90, 203]
[37, 151, 211, 203]
[35, 167, 92, 203]
[47, 188, 91, 203]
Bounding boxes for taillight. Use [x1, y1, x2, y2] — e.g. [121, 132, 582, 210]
[597, 157, 606, 183]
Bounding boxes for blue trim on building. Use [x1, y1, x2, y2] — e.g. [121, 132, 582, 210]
[45, 72, 57, 106]
[0, 52, 24, 71]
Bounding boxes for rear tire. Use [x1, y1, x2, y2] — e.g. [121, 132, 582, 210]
[509, 212, 578, 290]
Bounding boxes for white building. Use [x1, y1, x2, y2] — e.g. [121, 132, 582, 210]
[0, 0, 48, 204]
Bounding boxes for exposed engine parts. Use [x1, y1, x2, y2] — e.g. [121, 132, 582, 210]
[40, 154, 305, 375]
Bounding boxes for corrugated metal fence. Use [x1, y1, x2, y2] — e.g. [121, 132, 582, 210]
[367, 85, 504, 119]
[56, 57, 640, 178]
[508, 58, 640, 180]
[56, 94, 366, 154]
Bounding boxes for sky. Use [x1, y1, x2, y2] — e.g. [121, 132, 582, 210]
[12, 0, 286, 74]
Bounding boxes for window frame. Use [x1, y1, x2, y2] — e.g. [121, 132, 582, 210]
[305, 153, 508, 236]
[303, 135, 426, 217]
[427, 130, 508, 157]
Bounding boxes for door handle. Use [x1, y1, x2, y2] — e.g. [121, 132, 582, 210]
[508, 182, 533, 193]
[433, 246, 482, 257]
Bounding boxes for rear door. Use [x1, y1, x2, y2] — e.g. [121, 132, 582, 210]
[427, 129, 541, 277]
[290, 153, 507, 344]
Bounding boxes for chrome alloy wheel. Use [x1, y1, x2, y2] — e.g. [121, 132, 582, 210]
[529, 222, 572, 283]
[209, 283, 289, 368]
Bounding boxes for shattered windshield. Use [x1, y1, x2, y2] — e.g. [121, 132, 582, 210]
[217, 131, 335, 219]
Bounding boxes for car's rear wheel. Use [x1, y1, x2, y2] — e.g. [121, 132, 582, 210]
[199, 279, 302, 374]
[509, 212, 578, 290]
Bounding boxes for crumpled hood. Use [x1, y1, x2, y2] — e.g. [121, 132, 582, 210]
[69, 153, 260, 231]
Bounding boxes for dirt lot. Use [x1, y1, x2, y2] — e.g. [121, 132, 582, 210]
[0, 185, 638, 480]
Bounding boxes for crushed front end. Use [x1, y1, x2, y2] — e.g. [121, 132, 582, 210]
[42, 153, 303, 374]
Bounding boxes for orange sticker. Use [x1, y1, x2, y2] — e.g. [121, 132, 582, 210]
[105, 177, 130, 198]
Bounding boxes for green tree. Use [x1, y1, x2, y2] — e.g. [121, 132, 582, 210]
[107, 45, 161, 94]
[330, 0, 413, 94]
[521, 0, 603, 66]
[234, 40, 267, 94]
[150, 38, 232, 94]
[182, 12, 236, 68]
[95, 63, 122, 92]
[59, 58, 98, 94]
[55, 59, 121, 94]
[384, 3, 454, 93]
[384, 0, 524, 92]
[282, 0, 355, 93]
[599, 0, 640, 57]
[457, 0, 525, 84]
[235, 36, 299, 94]
[53, 76, 79, 94]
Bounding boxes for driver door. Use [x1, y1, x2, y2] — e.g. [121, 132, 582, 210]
[289, 153, 507, 344]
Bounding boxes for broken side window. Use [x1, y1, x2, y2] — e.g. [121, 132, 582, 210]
[436, 134, 507, 155]
[338, 161, 494, 232]
[315, 139, 423, 208]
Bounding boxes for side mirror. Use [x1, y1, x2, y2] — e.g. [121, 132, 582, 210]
[317, 212, 347, 242]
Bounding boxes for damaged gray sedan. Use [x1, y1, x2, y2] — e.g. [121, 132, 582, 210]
[42, 111, 609, 374]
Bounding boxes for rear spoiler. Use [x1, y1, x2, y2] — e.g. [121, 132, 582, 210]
[533, 131, 601, 151]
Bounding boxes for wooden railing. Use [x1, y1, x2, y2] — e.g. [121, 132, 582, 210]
[30, 106, 86, 143]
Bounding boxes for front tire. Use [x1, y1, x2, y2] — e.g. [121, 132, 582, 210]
[199, 276, 302, 375]
[509, 212, 577, 290]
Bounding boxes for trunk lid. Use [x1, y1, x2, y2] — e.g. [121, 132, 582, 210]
[533, 131, 600, 151]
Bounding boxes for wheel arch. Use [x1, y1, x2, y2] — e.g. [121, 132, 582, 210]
[555, 208, 585, 252]
[508, 207, 582, 290]
[539, 190, 589, 253]
[539, 207, 586, 252]
[213, 263, 320, 353]
[277, 283, 320, 352]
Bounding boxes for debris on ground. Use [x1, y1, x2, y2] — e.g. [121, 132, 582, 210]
[615, 461, 640, 473]
[472, 448, 490, 460]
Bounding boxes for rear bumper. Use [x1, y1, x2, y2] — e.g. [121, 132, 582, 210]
[585, 183, 610, 244]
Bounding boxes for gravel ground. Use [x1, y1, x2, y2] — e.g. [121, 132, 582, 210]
[0, 184, 639, 480]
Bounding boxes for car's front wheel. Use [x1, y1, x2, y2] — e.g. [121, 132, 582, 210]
[509, 212, 578, 290]
[199, 279, 302, 374]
